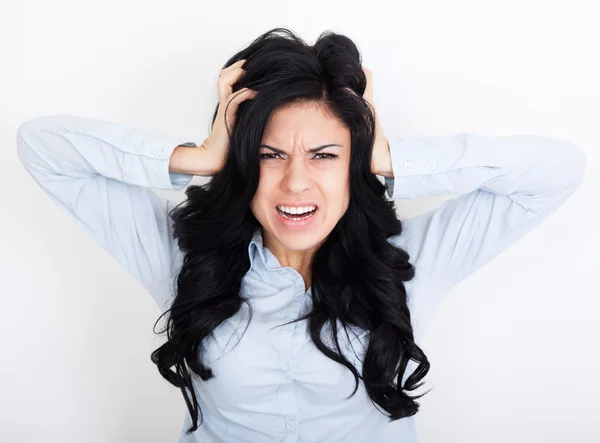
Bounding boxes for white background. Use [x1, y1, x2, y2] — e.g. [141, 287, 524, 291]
[2, 0, 599, 442]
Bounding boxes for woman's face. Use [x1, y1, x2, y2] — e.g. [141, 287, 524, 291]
[250, 101, 351, 266]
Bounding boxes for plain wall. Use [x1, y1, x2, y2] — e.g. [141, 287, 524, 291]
[2, 0, 599, 442]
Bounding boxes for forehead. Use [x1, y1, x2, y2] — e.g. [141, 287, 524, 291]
[262, 102, 349, 144]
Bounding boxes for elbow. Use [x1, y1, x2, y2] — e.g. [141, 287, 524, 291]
[16, 120, 36, 166]
[16, 115, 61, 163]
[16, 117, 55, 172]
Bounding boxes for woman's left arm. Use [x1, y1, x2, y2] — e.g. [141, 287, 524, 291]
[384, 132, 586, 293]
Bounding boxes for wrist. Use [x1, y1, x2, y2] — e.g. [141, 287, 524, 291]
[374, 139, 394, 178]
[169, 144, 219, 177]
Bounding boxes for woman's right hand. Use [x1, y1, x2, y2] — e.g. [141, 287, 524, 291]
[200, 59, 258, 173]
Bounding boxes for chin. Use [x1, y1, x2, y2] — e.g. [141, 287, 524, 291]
[269, 224, 327, 249]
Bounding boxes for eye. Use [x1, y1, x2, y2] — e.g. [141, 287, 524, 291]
[313, 153, 338, 160]
[259, 153, 281, 160]
[258, 152, 339, 161]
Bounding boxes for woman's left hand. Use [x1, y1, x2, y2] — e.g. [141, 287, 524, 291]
[347, 67, 392, 177]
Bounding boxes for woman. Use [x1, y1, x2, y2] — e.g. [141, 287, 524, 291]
[17, 28, 586, 443]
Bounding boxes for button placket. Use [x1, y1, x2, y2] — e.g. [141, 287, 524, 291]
[285, 308, 297, 320]
[276, 278, 300, 440]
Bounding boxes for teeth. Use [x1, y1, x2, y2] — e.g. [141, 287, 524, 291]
[276, 205, 316, 215]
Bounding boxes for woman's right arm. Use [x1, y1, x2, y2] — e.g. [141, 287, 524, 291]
[16, 114, 212, 312]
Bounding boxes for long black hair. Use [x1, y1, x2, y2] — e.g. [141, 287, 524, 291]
[150, 27, 430, 435]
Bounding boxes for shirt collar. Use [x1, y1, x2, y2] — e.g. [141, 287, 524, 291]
[248, 226, 282, 271]
[248, 227, 313, 294]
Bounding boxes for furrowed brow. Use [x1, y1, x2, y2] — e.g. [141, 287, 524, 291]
[259, 144, 343, 154]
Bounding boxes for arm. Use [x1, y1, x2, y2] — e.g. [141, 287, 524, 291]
[16, 114, 206, 312]
[384, 133, 586, 330]
[169, 143, 220, 176]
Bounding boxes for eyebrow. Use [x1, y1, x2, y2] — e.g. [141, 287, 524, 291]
[259, 144, 343, 154]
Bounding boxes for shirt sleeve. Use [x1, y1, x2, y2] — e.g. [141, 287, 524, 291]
[384, 132, 586, 323]
[16, 114, 198, 312]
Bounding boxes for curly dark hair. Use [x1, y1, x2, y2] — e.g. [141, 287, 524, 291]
[150, 27, 430, 435]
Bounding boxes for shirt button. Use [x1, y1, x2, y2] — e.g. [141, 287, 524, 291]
[133, 143, 142, 152]
[427, 160, 436, 170]
[151, 146, 163, 156]
[403, 161, 413, 171]
[286, 419, 297, 431]
[283, 370, 294, 380]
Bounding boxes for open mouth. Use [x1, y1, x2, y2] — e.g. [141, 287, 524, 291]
[275, 206, 318, 221]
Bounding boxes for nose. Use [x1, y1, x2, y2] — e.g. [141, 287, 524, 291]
[281, 154, 313, 194]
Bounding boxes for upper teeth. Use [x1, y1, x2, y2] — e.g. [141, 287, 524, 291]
[277, 205, 316, 214]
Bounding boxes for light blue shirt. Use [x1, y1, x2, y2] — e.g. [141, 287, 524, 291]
[16, 114, 586, 443]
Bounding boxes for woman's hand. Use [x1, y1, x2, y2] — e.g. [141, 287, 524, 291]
[363, 68, 393, 177]
[201, 59, 259, 173]
[346, 67, 393, 177]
